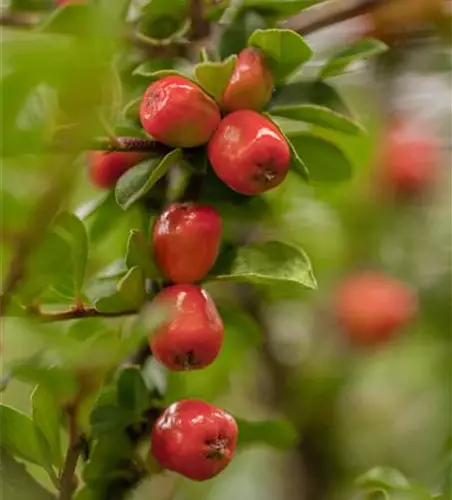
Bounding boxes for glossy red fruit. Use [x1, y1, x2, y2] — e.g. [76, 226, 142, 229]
[379, 118, 439, 197]
[151, 399, 238, 481]
[153, 203, 222, 284]
[149, 285, 224, 370]
[334, 272, 417, 346]
[207, 110, 291, 195]
[140, 76, 221, 148]
[88, 151, 149, 189]
[221, 48, 273, 112]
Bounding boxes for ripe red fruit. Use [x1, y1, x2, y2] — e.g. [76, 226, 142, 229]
[207, 110, 291, 195]
[153, 203, 222, 284]
[221, 48, 273, 112]
[149, 285, 224, 370]
[379, 118, 439, 197]
[151, 399, 238, 481]
[88, 151, 149, 189]
[334, 272, 417, 346]
[140, 76, 221, 148]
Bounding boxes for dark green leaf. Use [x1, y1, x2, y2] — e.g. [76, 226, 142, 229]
[209, 241, 317, 289]
[53, 211, 88, 298]
[94, 266, 145, 313]
[265, 113, 309, 180]
[319, 38, 388, 80]
[194, 55, 237, 102]
[115, 149, 183, 210]
[236, 417, 299, 450]
[219, 9, 268, 59]
[0, 405, 46, 466]
[138, 0, 187, 40]
[132, 59, 195, 79]
[289, 133, 353, 182]
[90, 405, 137, 434]
[269, 81, 351, 116]
[126, 230, 161, 280]
[116, 366, 149, 413]
[31, 385, 63, 468]
[248, 29, 312, 83]
[269, 104, 365, 135]
[0, 451, 54, 500]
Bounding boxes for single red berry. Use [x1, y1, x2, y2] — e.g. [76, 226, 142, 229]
[207, 110, 291, 195]
[149, 285, 224, 371]
[153, 203, 222, 284]
[334, 272, 417, 346]
[379, 118, 439, 197]
[88, 151, 149, 189]
[221, 48, 273, 112]
[151, 399, 238, 481]
[140, 76, 221, 148]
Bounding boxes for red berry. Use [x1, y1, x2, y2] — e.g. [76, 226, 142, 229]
[140, 76, 221, 148]
[221, 48, 273, 112]
[207, 110, 291, 195]
[151, 399, 238, 481]
[334, 272, 417, 346]
[88, 151, 149, 189]
[379, 118, 439, 197]
[153, 203, 222, 284]
[149, 285, 224, 370]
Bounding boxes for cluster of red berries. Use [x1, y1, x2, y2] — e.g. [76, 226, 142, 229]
[86, 48, 285, 482]
[89, 48, 291, 196]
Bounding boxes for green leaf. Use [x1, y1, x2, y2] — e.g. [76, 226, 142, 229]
[8, 358, 78, 400]
[31, 385, 63, 468]
[269, 104, 365, 135]
[94, 266, 145, 313]
[115, 149, 183, 210]
[38, 3, 101, 37]
[126, 230, 161, 280]
[0, 405, 46, 466]
[132, 59, 195, 80]
[53, 211, 88, 299]
[208, 241, 317, 289]
[0, 451, 54, 500]
[248, 29, 312, 84]
[194, 55, 237, 102]
[264, 113, 309, 180]
[355, 467, 411, 491]
[219, 9, 268, 59]
[116, 366, 149, 414]
[10, 0, 53, 11]
[138, 0, 187, 39]
[122, 96, 141, 120]
[269, 81, 352, 116]
[90, 405, 137, 435]
[319, 38, 388, 80]
[236, 417, 299, 450]
[289, 133, 353, 182]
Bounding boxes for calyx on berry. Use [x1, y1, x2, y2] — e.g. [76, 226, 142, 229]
[140, 76, 221, 148]
[151, 399, 238, 481]
[149, 284, 224, 371]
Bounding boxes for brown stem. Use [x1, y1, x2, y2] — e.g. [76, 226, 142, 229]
[188, 0, 210, 40]
[58, 406, 81, 500]
[28, 305, 138, 322]
[282, 0, 381, 35]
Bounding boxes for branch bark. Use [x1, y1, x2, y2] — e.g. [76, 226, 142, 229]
[58, 406, 81, 500]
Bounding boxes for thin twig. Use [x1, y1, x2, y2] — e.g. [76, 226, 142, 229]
[30, 305, 138, 322]
[188, 0, 210, 40]
[58, 406, 81, 500]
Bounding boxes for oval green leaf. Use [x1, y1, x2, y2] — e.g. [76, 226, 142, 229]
[194, 55, 237, 102]
[208, 241, 317, 290]
[248, 29, 312, 84]
[319, 38, 388, 80]
[270, 104, 365, 135]
[289, 133, 353, 182]
[115, 149, 183, 210]
[116, 366, 149, 414]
